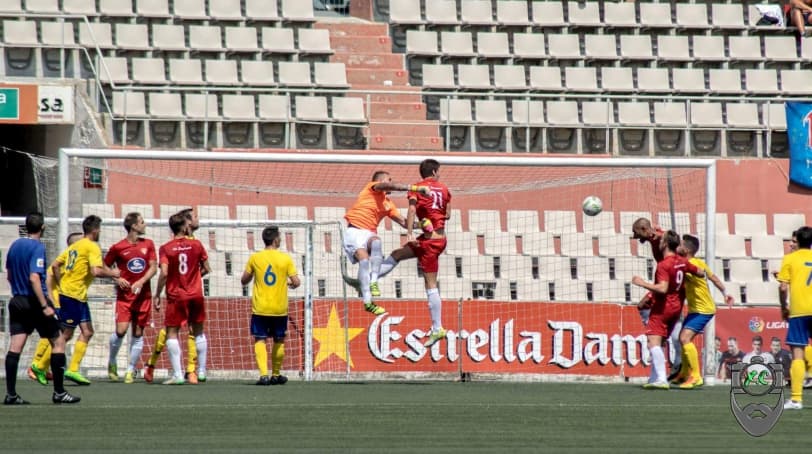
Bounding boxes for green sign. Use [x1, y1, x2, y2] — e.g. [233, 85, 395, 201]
[0, 88, 19, 120]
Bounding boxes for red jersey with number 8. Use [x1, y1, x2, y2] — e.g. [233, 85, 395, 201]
[653, 254, 699, 310]
[159, 238, 207, 300]
[408, 178, 451, 231]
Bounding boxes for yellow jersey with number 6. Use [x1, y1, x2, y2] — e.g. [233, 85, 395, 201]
[55, 237, 103, 303]
[245, 249, 298, 316]
[777, 248, 812, 318]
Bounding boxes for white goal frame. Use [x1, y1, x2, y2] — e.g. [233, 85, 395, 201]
[58, 149, 717, 381]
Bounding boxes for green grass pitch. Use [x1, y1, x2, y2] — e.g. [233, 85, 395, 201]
[3, 380, 811, 453]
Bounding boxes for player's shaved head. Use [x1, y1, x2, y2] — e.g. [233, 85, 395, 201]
[796, 226, 812, 249]
[682, 234, 700, 255]
[419, 159, 440, 179]
[67, 232, 83, 246]
[371, 170, 389, 182]
[632, 218, 654, 241]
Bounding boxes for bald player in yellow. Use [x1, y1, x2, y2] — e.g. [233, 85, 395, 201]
[240, 226, 300, 385]
[672, 234, 734, 389]
[28, 232, 84, 385]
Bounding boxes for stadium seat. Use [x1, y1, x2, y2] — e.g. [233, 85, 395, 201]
[710, 4, 745, 29]
[275, 206, 308, 221]
[477, 32, 511, 59]
[600, 67, 633, 93]
[676, 3, 709, 28]
[620, 35, 654, 60]
[493, 65, 527, 91]
[654, 102, 686, 127]
[496, 1, 530, 27]
[474, 99, 508, 150]
[169, 58, 202, 84]
[135, 0, 170, 18]
[564, 67, 599, 92]
[745, 69, 779, 95]
[750, 235, 785, 259]
[132, 57, 167, 85]
[618, 102, 651, 127]
[581, 101, 612, 152]
[729, 36, 763, 61]
[692, 35, 726, 61]
[99, 0, 134, 16]
[591, 280, 629, 303]
[185, 93, 219, 120]
[198, 205, 230, 220]
[298, 28, 333, 56]
[672, 68, 706, 94]
[63, 0, 96, 14]
[551, 279, 588, 302]
[445, 232, 478, 256]
[152, 24, 187, 51]
[780, 70, 812, 95]
[258, 94, 289, 147]
[734, 214, 767, 237]
[458, 64, 492, 90]
[548, 34, 582, 60]
[543, 210, 577, 235]
[568, 1, 600, 27]
[725, 103, 760, 129]
[507, 210, 540, 234]
[690, 103, 725, 128]
[583, 210, 615, 234]
[656, 212, 692, 234]
[709, 69, 743, 94]
[766, 103, 787, 130]
[773, 213, 805, 238]
[222, 94, 256, 120]
[801, 37, 812, 61]
[331, 97, 366, 150]
[189, 25, 223, 52]
[159, 204, 188, 219]
[441, 31, 476, 59]
[636, 68, 670, 94]
[26, 0, 58, 13]
[83, 203, 115, 218]
[389, 0, 422, 25]
[209, 0, 243, 21]
[546, 100, 579, 126]
[656, 35, 691, 61]
[484, 232, 517, 256]
[421, 64, 455, 89]
[281, 0, 315, 23]
[293, 96, 328, 148]
[41, 21, 75, 46]
[560, 233, 594, 257]
[584, 34, 618, 60]
[120, 204, 154, 219]
[406, 30, 439, 57]
[743, 281, 779, 304]
[241, 61, 276, 86]
[613, 256, 650, 281]
[244, 0, 278, 21]
[604, 2, 637, 28]
[113, 24, 149, 51]
[715, 234, 747, 258]
[764, 36, 798, 62]
[531, 1, 565, 27]
[461, 0, 494, 26]
[598, 234, 631, 257]
[728, 259, 764, 283]
[205, 60, 240, 86]
[513, 33, 547, 60]
[313, 206, 344, 223]
[236, 205, 269, 221]
[468, 209, 501, 234]
[279, 62, 313, 87]
[521, 232, 555, 256]
[440, 99, 473, 150]
[639, 3, 673, 28]
[529, 66, 563, 91]
[696, 213, 730, 236]
[425, 0, 458, 25]
[78, 22, 114, 48]
[225, 27, 259, 53]
[262, 27, 297, 54]
[112, 91, 146, 117]
[538, 257, 573, 281]
[576, 256, 611, 280]
[173, 0, 208, 19]
[314, 62, 349, 89]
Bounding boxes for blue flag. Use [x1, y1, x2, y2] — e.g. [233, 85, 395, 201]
[786, 102, 812, 189]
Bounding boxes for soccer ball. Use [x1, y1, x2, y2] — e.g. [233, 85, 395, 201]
[582, 196, 603, 217]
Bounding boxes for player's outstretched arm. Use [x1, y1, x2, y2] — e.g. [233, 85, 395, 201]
[373, 181, 430, 195]
[631, 275, 668, 294]
[92, 264, 120, 279]
[708, 274, 734, 306]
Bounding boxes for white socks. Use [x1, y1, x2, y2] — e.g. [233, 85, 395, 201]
[358, 259, 371, 305]
[369, 238, 383, 282]
[195, 334, 208, 376]
[650, 345, 666, 384]
[128, 336, 144, 373]
[427, 288, 442, 331]
[167, 338, 182, 379]
[378, 256, 399, 280]
[108, 332, 124, 366]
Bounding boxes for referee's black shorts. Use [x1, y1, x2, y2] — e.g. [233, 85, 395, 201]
[9, 295, 61, 339]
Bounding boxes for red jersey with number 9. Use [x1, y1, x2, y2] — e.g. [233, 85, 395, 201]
[653, 254, 699, 310]
[159, 237, 207, 300]
[408, 178, 452, 231]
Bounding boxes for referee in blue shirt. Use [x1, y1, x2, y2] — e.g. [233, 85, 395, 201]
[4, 212, 79, 405]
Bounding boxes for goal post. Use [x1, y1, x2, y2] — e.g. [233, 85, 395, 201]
[54, 148, 717, 382]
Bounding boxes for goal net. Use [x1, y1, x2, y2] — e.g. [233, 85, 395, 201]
[2, 150, 716, 382]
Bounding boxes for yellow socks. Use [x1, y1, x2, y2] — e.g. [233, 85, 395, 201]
[147, 328, 167, 367]
[33, 339, 52, 370]
[255, 341, 268, 376]
[683, 342, 700, 379]
[792, 359, 805, 403]
[187, 334, 197, 374]
[69, 340, 88, 373]
[271, 342, 285, 376]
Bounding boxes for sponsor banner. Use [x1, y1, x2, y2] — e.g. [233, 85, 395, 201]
[37, 85, 73, 123]
[0, 83, 37, 124]
[715, 306, 787, 351]
[313, 299, 659, 377]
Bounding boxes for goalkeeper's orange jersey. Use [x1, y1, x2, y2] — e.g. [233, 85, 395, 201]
[344, 182, 399, 233]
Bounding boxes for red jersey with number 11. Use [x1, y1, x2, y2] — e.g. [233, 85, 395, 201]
[408, 178, 451, 231]
[159, 237, 207, 300]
